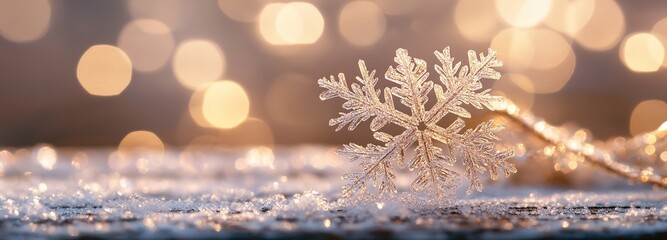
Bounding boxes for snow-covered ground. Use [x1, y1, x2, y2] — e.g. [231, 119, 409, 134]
[0, 146, 666, 239]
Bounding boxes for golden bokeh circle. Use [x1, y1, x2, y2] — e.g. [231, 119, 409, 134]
[0, 0, 51, 42]
[495, 0, 552, 28]
[76, 45, 133, 96]
[620, 33, 664, 73]
[172, 39, 226, 90]
[454, 0, 501, 42]
[574, 0, 625, 51]
[258, 2, 324, 45]
[490, 29, 534, 71]
[630, 100, 667, 135]
[201, 81, 250, 129]
[339, 1, 386, 46]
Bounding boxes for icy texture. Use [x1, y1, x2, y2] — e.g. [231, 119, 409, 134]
[0, 146, 666, 239]
[495, 99, 667, 188]
[319, 47, 516, 198]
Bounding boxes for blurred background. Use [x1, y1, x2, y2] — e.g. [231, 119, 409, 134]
[1, 0, 667, 148]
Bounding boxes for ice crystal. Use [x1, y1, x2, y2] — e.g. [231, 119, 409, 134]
[319, 47, 517, 198]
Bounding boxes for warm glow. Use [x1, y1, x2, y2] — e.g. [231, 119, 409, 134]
[189, 84, 214, 128]
[217, 0, 267, 22]
[492, 73, 535, 110]
[76, 45, 133, 96]
[651, 18, 667, 67]
[118, 131, 165, 156]
[519, 44, 576, 94]
[490, 29, 534, 70]
[235, 146, 275, 170]
[202, 81, 250, 129]
[630, 100, 667, 135]
[339, 1, 386, 46]
[621, 33, 664, 73]
[0, 0, 51, 42]
[544, 0, 595, 36]
[117, 131, 164, 173]
[36, 146, 57, 170]
[173, 39, 226, 90]
[574, 0, 625, 51]
[454, 0, 501, 42]
[117, 19, 175, 72]
[527, 29, 572, 70]
[71, 152, 88, 170]
[38, 183, 47, 192]
[495, 0, 552, 28]
[258, 2, 324, 45]
[257, 4, 284, 45]
[490, 29, 569, 93]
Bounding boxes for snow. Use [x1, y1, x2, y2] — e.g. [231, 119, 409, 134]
[0, 145, 666, 239]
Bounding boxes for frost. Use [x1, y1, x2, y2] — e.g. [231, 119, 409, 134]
[319, 47, 517, 198]
[0, 146, 664, 238]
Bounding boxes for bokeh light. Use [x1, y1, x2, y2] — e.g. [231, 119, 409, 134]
[200, 81, 250, 129]
[173, 39, 226, 90]
[189, 84, 215, 128]
[493, 28, 577, 94]
[495, 0, 552, 28]
[118, 130, 165, 155]
[520, 44, 576, 93]
[0, 0, 665, 151]
[118, 130, 165, 173]
[235, 146, 275, 170]
[454, 0, 501, 42]
[490, 29, 534, 71]
[0, 0, 51, 42]
[76, 45, 133, 96]
[36, 145, 57, 170]
[339, 1, 386, 46]
[620, 33, 664, 73]
[527, 29, 572, 70]
[217, 0, 267, 23]
[630, 100, 667, 135]
[544, 0, 595, 36]
[651, 18, 667, 68]
[117, 19, 175, 72]
[574, 0, 625, 51]
[258, 2, 324, 45]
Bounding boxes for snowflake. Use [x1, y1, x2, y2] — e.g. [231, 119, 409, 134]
[318, 47, 516, 198]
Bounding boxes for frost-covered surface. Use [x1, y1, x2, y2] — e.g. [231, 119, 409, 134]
[1, 146, 667, 239]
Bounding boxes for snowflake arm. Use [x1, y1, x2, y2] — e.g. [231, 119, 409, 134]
[429, 121, 516, 194]
[410, 130, 459, 195]
[385, 49, 432, 121]
[338, 129, 415, 198]
[426, 47, 503, 124]
[318, 61, 416, 131]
